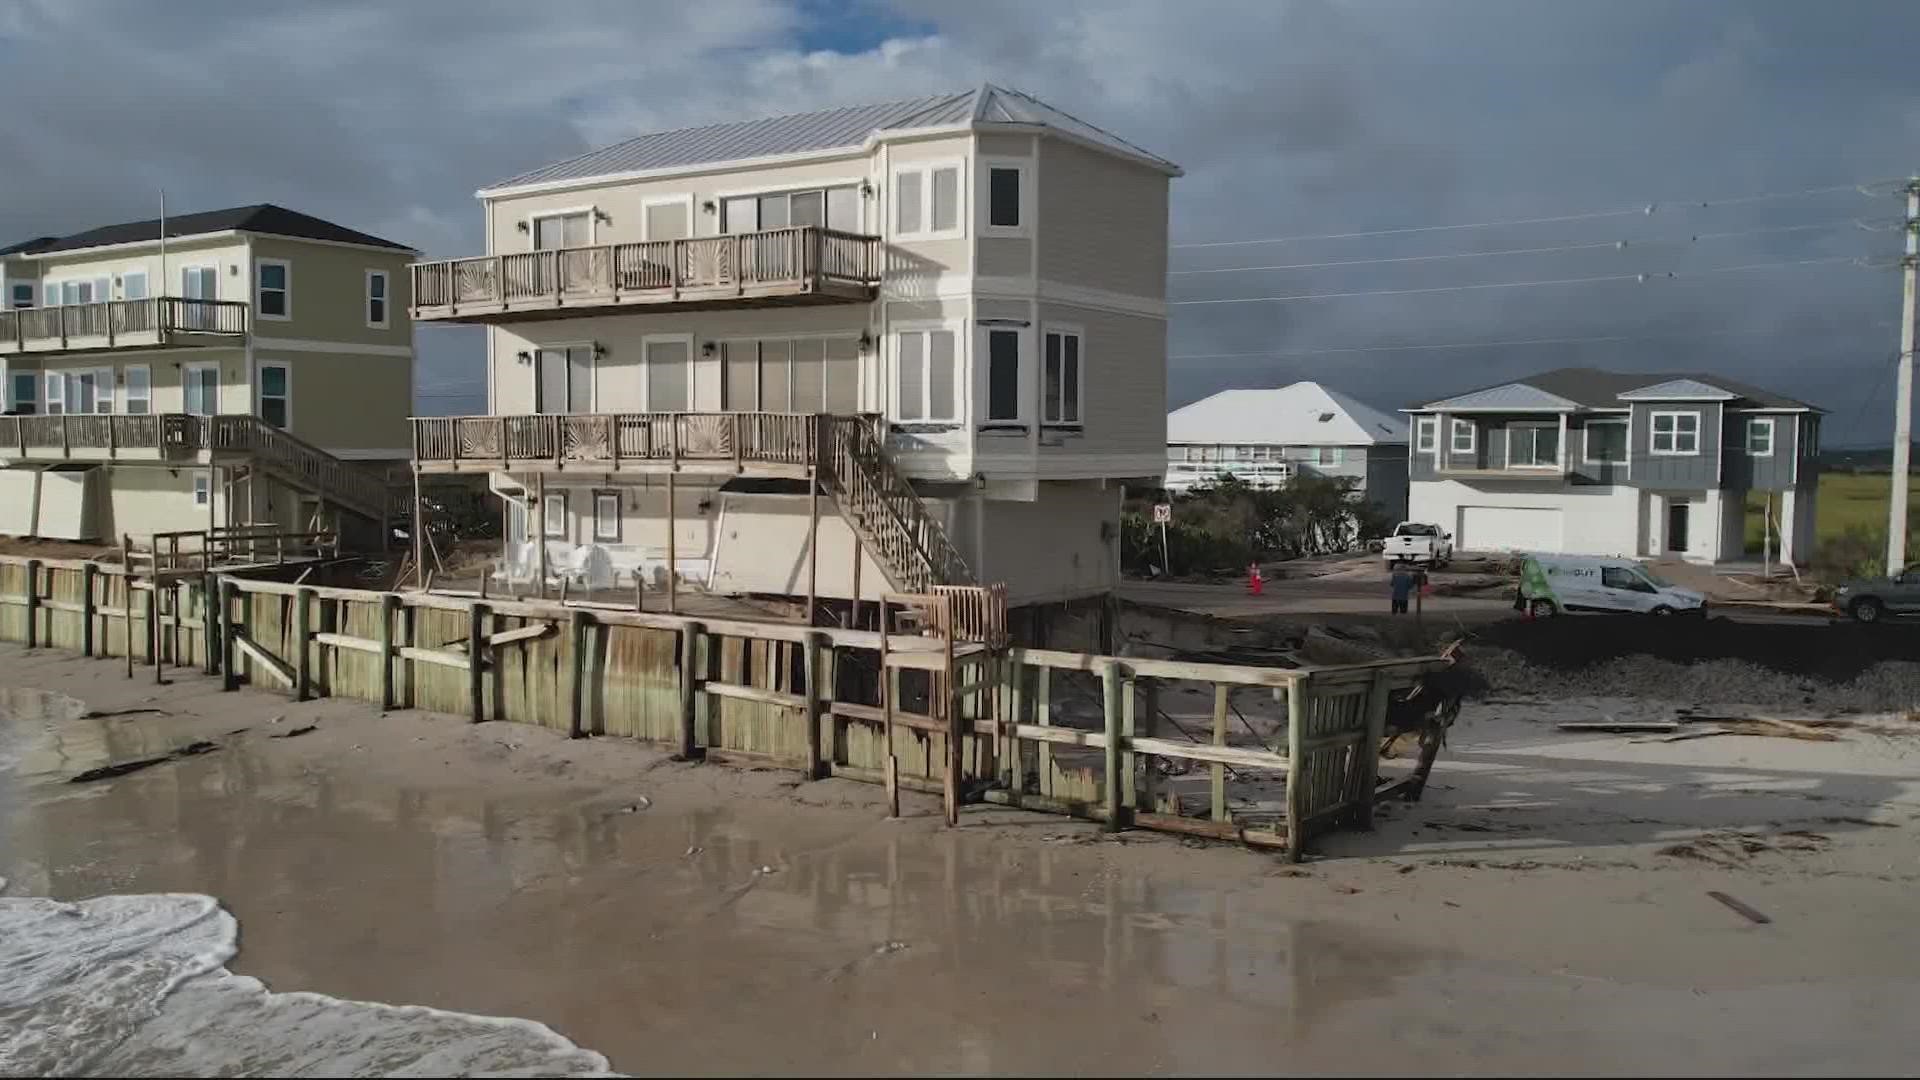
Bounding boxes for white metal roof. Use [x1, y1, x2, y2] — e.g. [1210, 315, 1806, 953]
[1420, 383, 1581, 412]
[483, 84, 1181, 195]
[1616, 377, 1738, 401]
[1167, 382, 1409, 447]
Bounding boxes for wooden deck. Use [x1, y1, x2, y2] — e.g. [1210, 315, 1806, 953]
[0, 297, 247, 355]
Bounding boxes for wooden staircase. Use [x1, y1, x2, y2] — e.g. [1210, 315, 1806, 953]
[820, 416, 974, 593]
[202, 416, 391, 524]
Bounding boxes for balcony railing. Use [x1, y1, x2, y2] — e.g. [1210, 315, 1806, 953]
[409, 227, 880, 321]
[414, 412, 825, 471]
[0, 298, 249, 354]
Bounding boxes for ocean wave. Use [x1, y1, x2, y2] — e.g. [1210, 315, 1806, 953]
[0, 893, 618, 1077]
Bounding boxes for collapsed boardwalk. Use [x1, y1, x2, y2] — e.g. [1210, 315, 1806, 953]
[0, 555, 1454, 859]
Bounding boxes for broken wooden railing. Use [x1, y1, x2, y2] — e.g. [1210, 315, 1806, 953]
[0, 556, 1456, 859]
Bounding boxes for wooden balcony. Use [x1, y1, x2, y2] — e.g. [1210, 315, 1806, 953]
[413, 412, 830, 476]
[409, 227, 880, 324]
[0, 298, 249, 356]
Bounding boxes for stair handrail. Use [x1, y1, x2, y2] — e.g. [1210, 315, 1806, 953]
[822, 415, 974, 590]
[203, 415, 388, 518]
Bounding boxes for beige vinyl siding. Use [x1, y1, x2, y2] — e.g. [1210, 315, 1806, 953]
[1037, 301, 1164, 456]
[263, 349, 411, 452]
[246, 237, 413, 349]
[975, 238, 1031, 276]
[1036, 139, 1168, 297]
[976, 482, 1120, 604]
[881, 135, 972, 276]
[24, 237, 247, 304]
[15, 347, 248, 417]
[973, 299, 1029, 321]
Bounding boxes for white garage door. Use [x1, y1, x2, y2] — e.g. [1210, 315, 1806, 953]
[1458, 505, 1563, 553]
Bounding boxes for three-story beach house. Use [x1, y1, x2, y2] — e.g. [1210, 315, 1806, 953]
[409, 86, 1180, 610]
[0, 204, 416, 545]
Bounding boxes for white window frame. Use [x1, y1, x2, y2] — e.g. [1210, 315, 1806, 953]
[254, 258, 292, 321]
[527, 341, 598, 414]
[42, 371, 64, 415]
[9, 370, 38, 412]
[1042, 324, 1084, 427]
[639, 193, 696, 241]
[542, 491, 568, 540]
[183, 361, 220, 416]
[592, 490, 622, 542]
[891, 323, 961, 424]
[979, 157, 1032, 238]
[1315, 446, 1342, 466]
[892, 159, 965, 242]
[1506, 424, 1560, 469]
[122, 364, 152, 416]
[258, 360, 292, 428]
[639, 332, 694, 413]
[180, 264, 217, 301]
[1414, 416, 1437, 454]
[1582, 418, 1628, 465]
[979, 325, 1024, 426]
[84, 367, 113, 414]
[8, 281, 34, 309]
[1745, 416, 1775, 457]
[527, 206, 598, 250]
[713, 180, 863, 235]
[1649, 410, 1700, 455]
[193, 473, 211, 507]
[1449, 418, 1476, 454]
[119, 269, 148, 301]
[365, 269, 390, 329]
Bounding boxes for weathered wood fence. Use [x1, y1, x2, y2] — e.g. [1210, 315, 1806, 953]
[0, 556, 1454, 859]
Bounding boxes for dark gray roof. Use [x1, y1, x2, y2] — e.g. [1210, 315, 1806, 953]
[6, 204, 412, 256]
[0, 236, 58, 257]
[485, 83, 1181, 191]
[1415, 366, 1817, 411]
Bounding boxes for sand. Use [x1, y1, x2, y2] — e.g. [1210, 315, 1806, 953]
[4, 642, 1919, 1074]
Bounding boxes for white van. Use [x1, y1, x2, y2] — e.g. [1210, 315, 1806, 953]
[1517, 554, 1707, 618]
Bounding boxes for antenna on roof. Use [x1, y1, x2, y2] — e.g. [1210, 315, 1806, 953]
[158, 189, 167, 294]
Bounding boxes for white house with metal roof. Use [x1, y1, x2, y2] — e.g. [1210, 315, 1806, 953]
[1164, 381, 1408, 515]
[408, 85, 1179, 613]
[1403, 367, 1823, 565]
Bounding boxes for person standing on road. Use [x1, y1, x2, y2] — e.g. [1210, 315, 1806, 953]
[1390, 565, 1416, 614]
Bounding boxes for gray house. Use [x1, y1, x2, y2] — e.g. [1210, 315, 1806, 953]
[1404, 368, 1821, 564]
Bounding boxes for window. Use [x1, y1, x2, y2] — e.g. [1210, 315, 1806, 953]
[893, 163, 962, 239]
[1414, 417, 1437, 453]
[1043, 328, 1082, 426]
[721, 186, 860, 234]
[66, 369, 111, 415]
[1650, 411, 1700, 454]
[1508, 425, 1560, 467]
[255, 259, 290, 320]
[986, 165, 1023, 230]
[1602, 566, 1654, 593]
[542, 493, 568, 539]
[985, 329, 1020, 423]
[193, 474, 211, 507]
[1315, 447, 1342, 466]
[895, 328, 957, 422]
[43, 372, 64, 415]
[592, 491, 621, 542]
[644, 338, 690, 412]
[54, 278, 108, 306]
[183, 363, 219, 416]
[120, 270, 148, 301]
[535, 346, 593, 414]
[366, 270, 389, 329]
[643, 198, 692, 241]
[1745, 417, 1774, 456]
[123, 366, 151, 416]
[258, 362, 291, 428]
[531, 211, 590, 250]
[722, 336, 856, 414]
[9, 372, 36, 414]
[1584, 419, 1627, 463]
[8, 283, 32, 309]
[1450, 418, 1476, 454]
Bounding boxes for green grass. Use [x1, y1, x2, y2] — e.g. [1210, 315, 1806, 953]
[1744, 472, 1920, 559]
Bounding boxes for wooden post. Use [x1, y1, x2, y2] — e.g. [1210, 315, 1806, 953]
[533, 472, 549, 599]
[148, 585, 162, 684]
[293, 586, 313, 701]
[1138, 678, 1160, 814]
[201, 572, 218, 674]
[1358, 671, 1392, 829]
[1285, 676, 1308, 862]
[377, 593, 397, 710]
[1035, 663, 1052, 798]
[849, 534, 862, 630]
[80, 562, 96, 656]
[468, 602, 487, 723]
[879, 601, 898, 817]
[124, 573, 135, 679]
[1101, 660, 1124, 831]
[21, 559, 37, 649]
[219, 579, 238, 691]
[804, 466, 819, 626]
[170, 579, 183, 666]
[567, 608, 589, 738]
[677, 621, 704, 759]
[1120, 672, 1139, 813]
[942, 615, 960, 827]
[803, 630, 825, 780]
[1210, 685, 1230, 823]
[412, 468, 426, 589]
[664, 470, 677, 614]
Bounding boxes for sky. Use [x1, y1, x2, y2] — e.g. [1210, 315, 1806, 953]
[2, 0, 1916, 444]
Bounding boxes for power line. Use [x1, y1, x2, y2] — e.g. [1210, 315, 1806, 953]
[1169, 323, 1894, 362]
[1169, 255, 1871, 307]
[1172, 180, 1895, 250]
[1168, 219, 1877, 276]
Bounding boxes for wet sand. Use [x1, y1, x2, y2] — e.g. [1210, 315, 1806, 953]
[3, 641, 1918, 1075]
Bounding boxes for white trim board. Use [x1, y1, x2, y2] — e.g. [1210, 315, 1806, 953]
[249, 336, 412, 358]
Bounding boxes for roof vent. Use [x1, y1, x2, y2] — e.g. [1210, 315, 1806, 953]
[1317, 412, 1335, 422]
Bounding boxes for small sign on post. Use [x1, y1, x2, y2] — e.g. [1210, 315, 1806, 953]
[1152, 503, 1172, 576]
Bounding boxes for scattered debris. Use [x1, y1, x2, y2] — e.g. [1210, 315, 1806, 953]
[1558, 720, 1680, 734]
[683, 846, 703, 858]
[68, 740, 217, 784]
[1634, 728, 1733, 743]
[82, 707, 169, 719]
[1706, 890, 1772, 925]
[270, 724, 318, 739]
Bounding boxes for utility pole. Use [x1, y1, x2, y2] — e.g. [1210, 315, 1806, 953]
[1889, 176, 1918, 575]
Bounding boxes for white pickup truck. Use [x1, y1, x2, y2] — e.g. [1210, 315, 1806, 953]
[1382, 522, 1453, 567]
